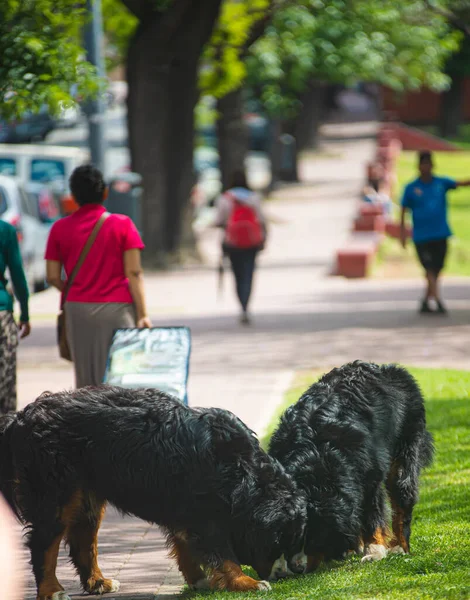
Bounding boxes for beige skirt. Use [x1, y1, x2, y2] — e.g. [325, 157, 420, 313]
[65, 302, 136, 389]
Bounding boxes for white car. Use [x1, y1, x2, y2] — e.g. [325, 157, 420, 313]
[0, 175, 52, 293]
[55, 102, 82, 129]
[0, 144, 89, 185]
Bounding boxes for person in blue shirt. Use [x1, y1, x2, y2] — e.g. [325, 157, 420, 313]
[400, 151, 470, 314]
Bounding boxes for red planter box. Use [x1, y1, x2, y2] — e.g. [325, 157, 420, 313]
[354, 215, 386, 233]
[385, 222, 412, 239]
[359, 203, 384, 217]
[336, 249, 374, 278]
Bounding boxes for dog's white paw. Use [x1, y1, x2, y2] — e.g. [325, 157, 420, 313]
[89, 578, 120, 594]
[256, 580, 272, 591]
[361, 544, 388, 562]
[290, 551, 307, 573]
[388, 545, 406, 555]
[51, 593, 72, 600]
[190, 578, 211, 590]
[108, 579, 121, 592]
[269, 556, 293, 580]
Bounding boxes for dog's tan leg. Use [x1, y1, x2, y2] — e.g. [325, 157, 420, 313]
[65, 493, 119, 595]
[33, 494, 82, 599]
[362, 528, 389, 562]
[389, 504, 409, 554]
[305, 552, 324, 572]
[210, 560, 271, 592]
[36, 534, 65, 600]
[168, 533, 208, 589]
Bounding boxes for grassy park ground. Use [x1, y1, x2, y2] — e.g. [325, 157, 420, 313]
[377, 151, 470, 278]
[418, 125, 470, 152]
[186, 367, 470, 600]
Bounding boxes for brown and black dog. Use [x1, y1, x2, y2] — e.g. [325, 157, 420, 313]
[269, 361, 434, 572]
[0, 386, 306, 599]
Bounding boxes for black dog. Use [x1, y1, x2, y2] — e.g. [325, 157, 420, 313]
[0, 386, 306, 599]
[269, 361, 434, 573]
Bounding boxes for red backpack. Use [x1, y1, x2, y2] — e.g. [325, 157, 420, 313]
[224, 193, 264, 249]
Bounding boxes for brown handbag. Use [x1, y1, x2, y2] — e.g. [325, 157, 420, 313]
[57, 212, 109, 361]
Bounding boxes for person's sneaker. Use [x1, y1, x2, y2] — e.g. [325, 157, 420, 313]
[419, 300, 433, 314]
[240, 312, 251, 325]
[436, 300, 448, 315]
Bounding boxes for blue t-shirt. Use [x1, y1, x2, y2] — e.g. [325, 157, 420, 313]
[401, 176, 457, 243]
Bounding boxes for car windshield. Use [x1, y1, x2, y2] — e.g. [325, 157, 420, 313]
[0, 186, 7, 216]
[27, 187, 60, 222]
[31, 159, 66, 183]
[0, 158, 17, 176]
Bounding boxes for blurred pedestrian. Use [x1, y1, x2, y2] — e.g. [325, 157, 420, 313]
[45, 165, 152, 388]
[0, 220, 31, 414]
[363, 162, 392, 217]
[0, 493, 23, 600]
[400, 151, 470, 314]
[215, 171, 266, 324]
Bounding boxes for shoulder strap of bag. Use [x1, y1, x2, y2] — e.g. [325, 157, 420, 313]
[61, 212, 110, 307]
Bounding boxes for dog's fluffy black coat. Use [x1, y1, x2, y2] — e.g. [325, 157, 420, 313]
[269, 361, 434, 567]
[0, 387, 306, 596]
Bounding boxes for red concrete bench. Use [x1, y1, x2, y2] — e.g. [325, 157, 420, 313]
[385, 221, 412, 239]
[335, 233, 380, 278]
[354, 214, 385, 233]
[359, 202, 384, 217]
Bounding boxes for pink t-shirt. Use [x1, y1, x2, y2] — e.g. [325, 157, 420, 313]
[45, 204, 144, 304]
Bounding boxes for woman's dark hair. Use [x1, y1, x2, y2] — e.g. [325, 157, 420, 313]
[69, 165, 106, 206]
[229, 170, 249, 190]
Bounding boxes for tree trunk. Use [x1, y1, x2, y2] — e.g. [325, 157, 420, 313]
[439, 71, 465, 139]
[216, 88, 249, 191]
[295, 81, 328, 152]
[126, 0, 223, 267]
[268, 118, 282, 192]
[279, 120, 299, 183]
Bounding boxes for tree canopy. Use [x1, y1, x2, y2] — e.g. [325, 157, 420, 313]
[0, 0, 99, 119]
[199, 0, 271, 98]
[245, 0, 461, 120]
[102, 0, 272, 97]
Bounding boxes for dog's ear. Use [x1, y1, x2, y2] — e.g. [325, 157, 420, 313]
[0, 413, 16, 437]
[210, 418, 257, 463]
[315, 422, 366, 449]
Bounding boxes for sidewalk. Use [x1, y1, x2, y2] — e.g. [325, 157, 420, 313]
[17, 121, 470, 599]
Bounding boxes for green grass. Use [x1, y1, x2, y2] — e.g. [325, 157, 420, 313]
[417, 125, 470, 151]
[380, 151, 470, 277]
[185, 367, 470, 600]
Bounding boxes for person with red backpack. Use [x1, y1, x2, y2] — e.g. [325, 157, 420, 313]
[215, 171, 266, 325]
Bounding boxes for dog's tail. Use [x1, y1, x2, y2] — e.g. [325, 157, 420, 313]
[420, 429, 435, 469]
[0, 413, 20, 520]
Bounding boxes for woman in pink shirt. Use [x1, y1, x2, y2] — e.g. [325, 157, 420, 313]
[45, 165, 152, 388]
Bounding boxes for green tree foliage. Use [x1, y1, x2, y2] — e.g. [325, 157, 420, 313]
[102, 0, 138, 71]
[0, 0, 99, 119]
[245, 0, 460, 119]
[427, 0, 470, 73]
[424, 0, 470, 36]
[102, 0, 272, 97]
[199, 0, 271, 97]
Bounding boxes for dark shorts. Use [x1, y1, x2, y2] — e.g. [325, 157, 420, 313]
[415, 238, 448, 275]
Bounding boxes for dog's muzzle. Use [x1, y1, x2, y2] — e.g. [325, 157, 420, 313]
[288, 552, 307, 574]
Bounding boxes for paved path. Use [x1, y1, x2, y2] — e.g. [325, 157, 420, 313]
[16, 122, 470, 599]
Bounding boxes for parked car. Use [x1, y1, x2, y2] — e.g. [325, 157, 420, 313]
[55, 101, 82, 129]
[0, 175, 52, 293]
[108, 81, 128, 106]
[193, 146, 222, 205]
[24, 182, 61, 223]
[0, 106, 55, 143]
[0, 145, 89, 213]
[117, 146, 223, 208]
